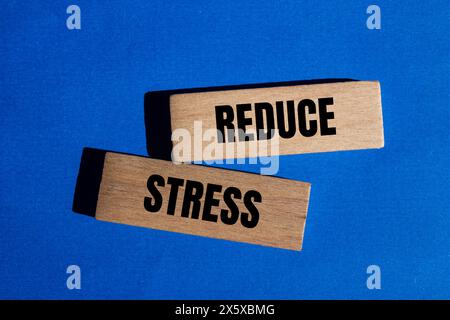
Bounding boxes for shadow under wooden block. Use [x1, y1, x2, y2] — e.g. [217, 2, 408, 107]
[72, 147, 106, 217]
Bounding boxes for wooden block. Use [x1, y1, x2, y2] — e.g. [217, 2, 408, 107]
[169, 81, 384, 162]
[77, 150, 311, 251]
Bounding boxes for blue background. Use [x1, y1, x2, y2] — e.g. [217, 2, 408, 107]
[0, 1, 449, 299]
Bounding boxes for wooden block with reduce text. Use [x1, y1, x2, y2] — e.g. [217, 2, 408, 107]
[74, 150, 311, 251]
[169, 80, 384, 162]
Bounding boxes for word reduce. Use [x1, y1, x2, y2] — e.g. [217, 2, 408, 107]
[215, 97, 336, 142]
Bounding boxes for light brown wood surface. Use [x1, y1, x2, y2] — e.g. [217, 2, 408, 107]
[170, 81, 384, 162]
[95, 152, 311, 250]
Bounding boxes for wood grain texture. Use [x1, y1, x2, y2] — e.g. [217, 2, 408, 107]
[170, 81, 384, 162]
[95, 152, 311, 250]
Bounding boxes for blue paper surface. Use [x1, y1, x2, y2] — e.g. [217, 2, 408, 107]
[0, 1, 448, 299]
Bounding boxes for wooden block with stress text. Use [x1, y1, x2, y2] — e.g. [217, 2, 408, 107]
[169, 81, 384, 162]
[73, 149, 311, 251]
